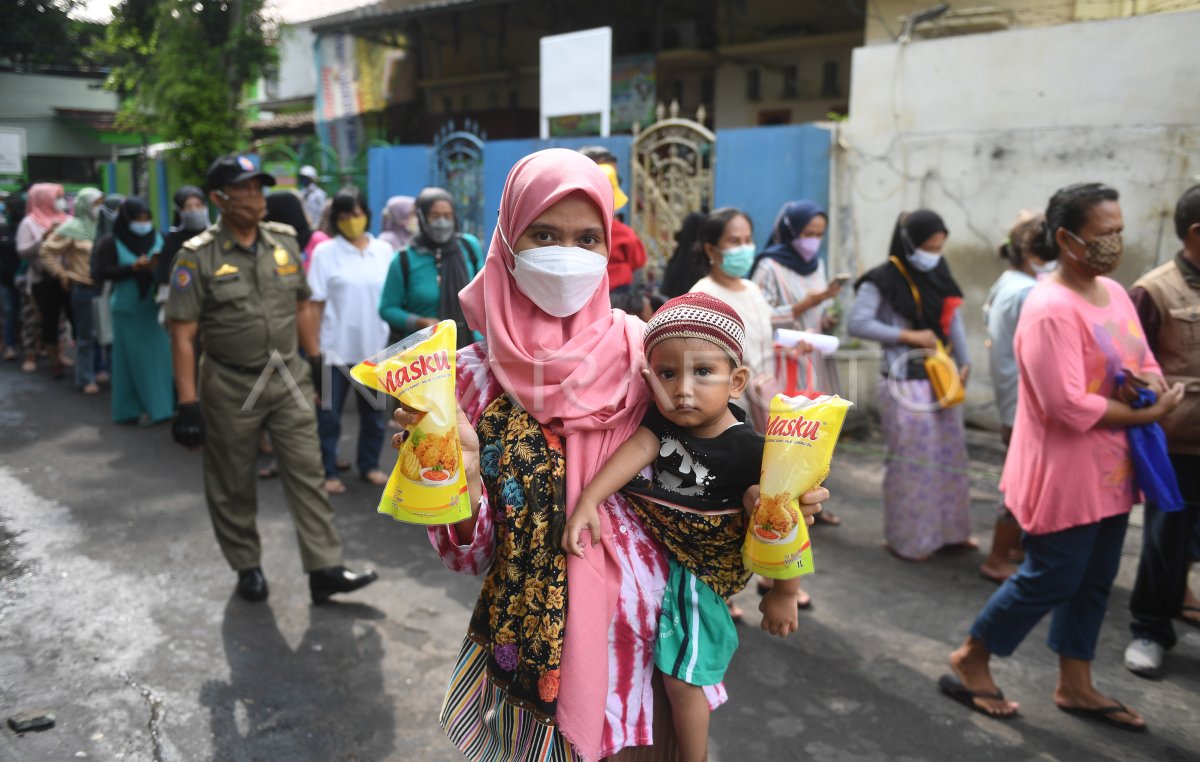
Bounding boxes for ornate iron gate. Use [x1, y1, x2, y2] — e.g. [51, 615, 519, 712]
[630, 101, 715, 266]
[432, 119, 487, 241]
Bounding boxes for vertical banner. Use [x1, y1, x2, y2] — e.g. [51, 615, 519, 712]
[611, 54, 656, 134]
[316, 33, 362, 168]
[315, 32, 411, 171]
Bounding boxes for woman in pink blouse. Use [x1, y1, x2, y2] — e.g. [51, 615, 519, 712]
[392, 149, 829, 761]
[939, 183, 1184, 731]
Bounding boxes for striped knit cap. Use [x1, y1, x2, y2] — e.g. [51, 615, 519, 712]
[643, 292, 746, 365]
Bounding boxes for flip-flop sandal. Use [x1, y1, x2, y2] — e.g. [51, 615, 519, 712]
[257, 462, 279, 479]
[937, 674, 1018, 720]
[1056, 702, 1146, 732]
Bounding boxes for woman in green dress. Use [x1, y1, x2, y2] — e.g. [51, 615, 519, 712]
[95, 197, 175, 424]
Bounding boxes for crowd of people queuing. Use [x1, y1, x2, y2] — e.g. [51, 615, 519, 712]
[0, 146, 1197, 759]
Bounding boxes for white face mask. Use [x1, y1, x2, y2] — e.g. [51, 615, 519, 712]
[510, 245, 608, 317]
[909, 248, 941, 272]
[499, 224, 607, 317]
[54, 197, 68, 212]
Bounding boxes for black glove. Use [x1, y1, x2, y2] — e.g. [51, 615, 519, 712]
[172, 402, 205, 448]
[308, 355, 324, 400]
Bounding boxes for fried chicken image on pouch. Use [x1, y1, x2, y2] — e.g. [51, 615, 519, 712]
[754, 492, 799, 534]
[414, 430, 459, 472]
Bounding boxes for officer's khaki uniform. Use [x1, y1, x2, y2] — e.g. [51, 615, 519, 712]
[165, 220, 343, 572]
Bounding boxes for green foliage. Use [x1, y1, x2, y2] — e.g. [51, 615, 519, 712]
[0, 0, 107, 70]
[97, 0, 278, 181]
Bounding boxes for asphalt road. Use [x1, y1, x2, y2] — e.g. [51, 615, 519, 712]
[1, 362, 1197, 762]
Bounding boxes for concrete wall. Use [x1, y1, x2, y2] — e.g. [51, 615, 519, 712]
[0, 73, 118, 158]
[832, 10, 1200, 423]
[865, 0, 1200, 45]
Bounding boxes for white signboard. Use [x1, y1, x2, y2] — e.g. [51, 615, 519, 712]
[0, 128, 26, 176]
[539, 27, 612, 139]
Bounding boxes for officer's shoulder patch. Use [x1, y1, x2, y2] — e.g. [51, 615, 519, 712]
[263, 220, 297, 238]
[173, 264, 194, 291]
[182, 230, 214, 251]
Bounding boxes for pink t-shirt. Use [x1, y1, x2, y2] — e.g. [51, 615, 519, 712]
[1000, 277, 1161, 535]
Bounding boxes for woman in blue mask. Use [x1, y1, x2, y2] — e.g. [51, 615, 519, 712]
[848, 209, 973, 562]
[94, 197, 175, 425]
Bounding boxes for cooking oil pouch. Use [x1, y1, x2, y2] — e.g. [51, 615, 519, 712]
[744, 393, 853, 579]
[350, 320, 472, 525]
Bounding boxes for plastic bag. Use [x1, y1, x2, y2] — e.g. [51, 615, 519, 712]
[744, 393, 853, 579]
[1126, 382, 1184, 513]
[350, 320, 472, 524]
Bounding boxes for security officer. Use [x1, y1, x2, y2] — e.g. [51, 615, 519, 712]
[165, 155, 377, 604]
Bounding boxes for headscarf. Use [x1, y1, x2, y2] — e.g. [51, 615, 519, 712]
[112, 197, 161, 298]
[26, 183, 68, 230]
[54, 187, 103, 241]
[265, 190, 313, 250]
[96, 194, 124, 242]
[378, 195, 415, 251]
[170, 185, 206, 229]
[413, 187, 473, 347]
[113, 197, 159, 256]
[857, 209, 963, 343]
[458, 148, 647, 760]
[659, 211, 708, 298]
[752, 200, 827, 277]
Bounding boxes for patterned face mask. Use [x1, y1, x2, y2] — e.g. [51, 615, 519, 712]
[1065, 230, 1122, 276]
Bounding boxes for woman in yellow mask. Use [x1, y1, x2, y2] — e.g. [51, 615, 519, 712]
[308, 189, 394, 494]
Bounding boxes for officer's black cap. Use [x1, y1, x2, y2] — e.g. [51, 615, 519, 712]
[205, 155, 276, 193]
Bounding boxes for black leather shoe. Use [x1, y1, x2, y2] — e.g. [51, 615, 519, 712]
[236, 567, 269, 602]
[309, 566, 378, 604]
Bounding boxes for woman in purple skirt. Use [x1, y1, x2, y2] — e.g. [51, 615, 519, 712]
[848, 210, 974, 561]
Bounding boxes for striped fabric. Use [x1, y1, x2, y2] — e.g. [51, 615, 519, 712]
[441, 638, 579, 762]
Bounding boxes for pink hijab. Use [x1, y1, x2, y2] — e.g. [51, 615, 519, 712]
[26, 183, 68, 230]
[459, 148, 650, 759]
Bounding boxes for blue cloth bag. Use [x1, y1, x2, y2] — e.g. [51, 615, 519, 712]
[1124, 379, 1185, 513]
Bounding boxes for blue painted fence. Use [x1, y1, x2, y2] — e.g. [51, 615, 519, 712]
[366, 124, 831, 255]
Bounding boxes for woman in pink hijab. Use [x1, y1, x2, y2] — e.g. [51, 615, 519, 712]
[395, 149, 828, 761]
[16, 183, 70, 374]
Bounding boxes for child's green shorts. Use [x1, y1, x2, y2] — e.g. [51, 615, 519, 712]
[654, 559, 738, 686]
